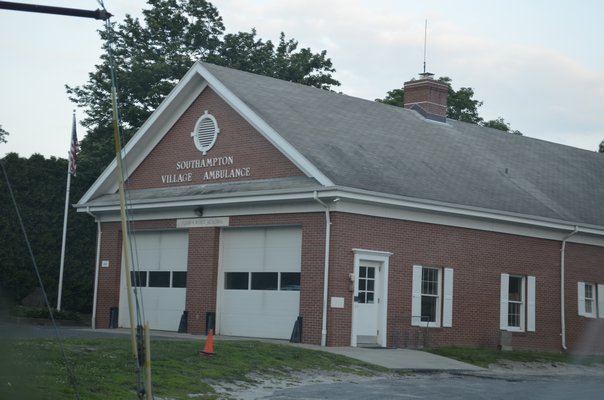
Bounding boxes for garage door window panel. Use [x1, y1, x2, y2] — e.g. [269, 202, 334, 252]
[172, 271, 187, 288]
[225, 272, 249, 290]
[131, 271, 147, 287]
[251, 272, 278, 290]
[149, 271, 171, 288]
[280, 272, 300, 291]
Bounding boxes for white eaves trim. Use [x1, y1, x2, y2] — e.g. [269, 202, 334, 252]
[80, 184, 604, 245]
[195, 62, 333, 186]
[327, 187, 604, 238]
[79, 62, 333, 205]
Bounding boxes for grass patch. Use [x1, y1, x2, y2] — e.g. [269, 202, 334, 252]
[0, 338, 382, 399]
[427, 347, 604, 368]
[11, 305, 83, 322]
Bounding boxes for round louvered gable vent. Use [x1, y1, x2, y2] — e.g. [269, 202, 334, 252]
[191, 111, 220, 155]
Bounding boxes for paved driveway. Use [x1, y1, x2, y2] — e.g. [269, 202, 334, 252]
[262, 373, 604, 400]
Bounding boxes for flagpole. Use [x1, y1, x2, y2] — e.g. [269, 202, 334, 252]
[57, 158, 71, 311]
[57, 112, 78, 311]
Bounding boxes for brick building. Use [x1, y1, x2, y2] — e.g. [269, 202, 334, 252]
[76, 62, 604, 353]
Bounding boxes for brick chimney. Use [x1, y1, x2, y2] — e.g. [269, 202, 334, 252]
[403, 72, 448, 122]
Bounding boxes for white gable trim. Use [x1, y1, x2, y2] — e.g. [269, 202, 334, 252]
[79, 67, 208, 204]
[196, 63, 333, 186]
[79, 62, 332, 205]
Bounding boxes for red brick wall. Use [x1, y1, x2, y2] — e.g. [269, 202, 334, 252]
[95, 210, 604, 353]
[186, 227, 220, 334]
[126, 87, 305, 190]
[565, 243, 604, 354]
[326, 212, 604, 352]
[95, 222, 122, 329]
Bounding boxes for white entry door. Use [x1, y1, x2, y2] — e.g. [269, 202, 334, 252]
[351, 249, 391, 348]
[355, 261, 381, 345]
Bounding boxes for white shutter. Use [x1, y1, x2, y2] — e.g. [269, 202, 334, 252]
[577, 282, 586, 316]
[598, 284, 604, 319]
[442, 268, 454, 328]
[527, 276, 536, 332]
[500, 273, 509, 330]
[411, 265, 422, 326]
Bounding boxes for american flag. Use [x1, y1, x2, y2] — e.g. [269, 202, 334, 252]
[69, 113, 79, 176]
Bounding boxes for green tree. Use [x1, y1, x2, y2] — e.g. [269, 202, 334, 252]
[209, 30, 338, 89]
[0, 125, 8, 144]
[375, 88, 404, 107]
[67, 0, 226, 132]
[0, 153, 96, 312]
[376, 77, 520, 133]
[438, 77, 484, 124]
[375, 77, 484, 122]
[483, 117, 522, 135]
[67, 0, 339, 143]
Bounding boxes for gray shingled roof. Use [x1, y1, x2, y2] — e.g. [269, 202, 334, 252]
[202, 62, 604, 227]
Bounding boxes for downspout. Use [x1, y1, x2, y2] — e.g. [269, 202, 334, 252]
[560, 225, 579, 351]
[86, 207, 102, 330]
[313, 191, 331, 347]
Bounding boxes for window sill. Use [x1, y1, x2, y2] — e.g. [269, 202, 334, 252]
[411, 323, 441, 328]
[503, 327, 525, 333]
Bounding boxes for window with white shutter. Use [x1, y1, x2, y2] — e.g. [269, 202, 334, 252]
[500, 274, 535, 332]
[411, 265, 453, 328]
[578, 282, 598, 318]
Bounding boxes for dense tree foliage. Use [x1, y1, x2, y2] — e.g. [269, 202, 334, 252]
[482, 117, 522, 135]
[376, 88, 404, 107]
[376, 77, 521, 134]
[2, 0, 340, 311]
[210, 30, 338, 89]
[0, 125, 8, 144]
[67, 0, 339, 177]
[0, 153, 96, 312]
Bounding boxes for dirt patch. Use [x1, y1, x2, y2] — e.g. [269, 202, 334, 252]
[474, 360, 604, 379]
[205, 369, 393, 400]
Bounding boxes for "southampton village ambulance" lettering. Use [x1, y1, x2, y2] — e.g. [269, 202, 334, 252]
[161, 155, 251, 184]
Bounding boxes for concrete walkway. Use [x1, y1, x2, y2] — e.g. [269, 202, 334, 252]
[297, 345, 483, 371]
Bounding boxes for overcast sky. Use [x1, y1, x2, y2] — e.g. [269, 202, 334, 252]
[1, 0, 603, 159]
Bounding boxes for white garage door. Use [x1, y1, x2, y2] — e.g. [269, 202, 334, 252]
[119, 230, 188, 331]
[218, 226, 301, 339]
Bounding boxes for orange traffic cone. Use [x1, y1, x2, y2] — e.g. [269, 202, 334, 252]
[198, 329, 215, 356]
